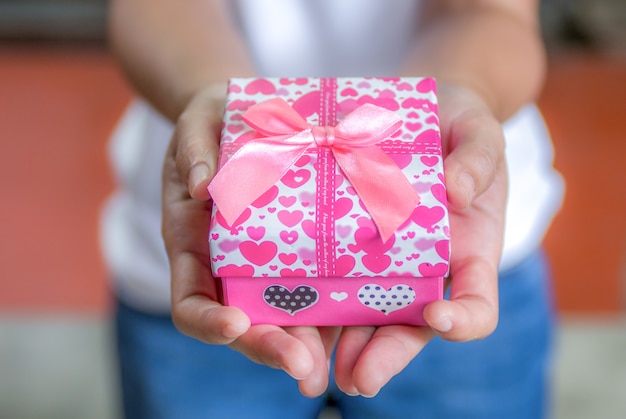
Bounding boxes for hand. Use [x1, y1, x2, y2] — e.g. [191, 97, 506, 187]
[162, 85, 338, 397]
[333, 84, 506, 397]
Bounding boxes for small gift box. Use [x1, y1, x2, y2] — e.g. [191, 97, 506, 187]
[208, 77, 450, 326]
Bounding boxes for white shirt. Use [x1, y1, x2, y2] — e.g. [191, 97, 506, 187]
[101, 0, 564, 313]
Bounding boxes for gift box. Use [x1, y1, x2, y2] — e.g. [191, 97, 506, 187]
[208, 77, 450, 326]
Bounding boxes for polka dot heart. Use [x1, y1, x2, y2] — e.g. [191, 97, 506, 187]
[263, 285, 319, 315]
[357, 284, 416, 315]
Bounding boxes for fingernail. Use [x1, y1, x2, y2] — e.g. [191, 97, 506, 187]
[222, 321, 248, 340]
[189, 163, 210, 192]
[457, 172, 475, 207]
[432, 316, 453, 333]
[342, 386, 360, 397]
[284, 368, 306, 381]
[360, 390, 379, 399]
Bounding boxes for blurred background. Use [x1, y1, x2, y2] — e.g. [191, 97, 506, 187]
[0, 0, 625, 418]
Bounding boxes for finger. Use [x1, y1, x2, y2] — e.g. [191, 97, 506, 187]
[337, 326, 434, 398]
[424, 161, 506, 340]
[163, 150, 251, 344]
[173, 85, 226, 200]
[172, 294, 251, 344]
[169, 240, 251, 343]
[318, 326, 343, 359]
[287, 327, 332, 398]
[229, 326, 316, 383]
[334, 326, 376, 396]
[442, 109, 505, 210]
[423, 255, 499, 341]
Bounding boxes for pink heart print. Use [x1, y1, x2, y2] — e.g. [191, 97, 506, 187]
[216, 264, 254, 277]
[416, 78, 436, 93]
[292, 90, 321, 117]
[418, 262, 448, 276]
[335, 254, 357, 277]
[277, 210, 304, 228]
[294, 154, 311, 167]
[420, 156, 439, 167]
[244, 78, 277, 95]
[334, 197, 353, 219]
[301, 219, 316, 239]
[281, 169, 311, 188]
[239, 241, 278, 266]
[216, 207, 251, 230]
[411, 206, 445, 230]
[435, 240, 450, 261]
[362, 253, 392, 274]
[279, 230, 298, 244]
[279, 77, 309, 86]
[279, 268, 307, 277]
[251, 185, 279, 208]
[431, 183, 447, 205]
[278, 196, 297, 207]
[405, 122, 423, 132]
[278, 253, 298, 266]
[340, 87, 358, 97]
[217, 239, 241, 253]
[348, 225, 396, 255]
[390, 153, 412, 169]
[226, 99, 255, 112]
[246, 226, 265, 241]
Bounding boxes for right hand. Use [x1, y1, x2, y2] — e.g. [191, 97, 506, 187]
[161, 84, 341, 397]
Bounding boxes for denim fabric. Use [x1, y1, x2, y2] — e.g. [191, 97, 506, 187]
[115, 250, 554, 419]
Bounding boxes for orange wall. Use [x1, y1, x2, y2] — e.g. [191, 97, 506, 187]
[0, 47, 131, 313]
[539, 54, 626, 313]
[0, 47, 623, 314]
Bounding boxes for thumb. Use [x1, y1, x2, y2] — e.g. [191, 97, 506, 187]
[173, 84, 227, 201]
[442, 110, 505, 210]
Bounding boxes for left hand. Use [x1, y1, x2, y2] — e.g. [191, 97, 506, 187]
[163, 85, 342, 397]
[333, 83, 507, 397]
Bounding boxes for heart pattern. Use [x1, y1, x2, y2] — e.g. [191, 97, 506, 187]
[263, 285, 319, 314]
[330, 291, 348, 302]
[209, 77, 449, 280]
[357, 284, 416, 315]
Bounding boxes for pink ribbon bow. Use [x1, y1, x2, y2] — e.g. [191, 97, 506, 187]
[208, 98, 420, 242]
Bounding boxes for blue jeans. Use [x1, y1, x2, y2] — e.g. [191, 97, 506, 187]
[115, 250, 555, 419]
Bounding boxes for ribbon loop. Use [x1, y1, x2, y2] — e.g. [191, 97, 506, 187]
[208, 98, 419, 242]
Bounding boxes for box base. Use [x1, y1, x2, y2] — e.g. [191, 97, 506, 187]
[220, 276, 443, 326]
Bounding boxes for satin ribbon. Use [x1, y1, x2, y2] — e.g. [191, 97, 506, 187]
[208, 98, 420, 242]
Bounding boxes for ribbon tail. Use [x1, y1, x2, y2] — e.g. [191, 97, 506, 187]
[334, 147, 420, 243]
[208, 140, 309, 227]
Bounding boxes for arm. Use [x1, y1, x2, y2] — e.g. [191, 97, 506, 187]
[108, 0, 254, 121]
[409, 0, 546, 121]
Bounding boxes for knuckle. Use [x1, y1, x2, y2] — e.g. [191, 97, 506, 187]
[170, 304, 190, 335]
[471, 143, 499, 176]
